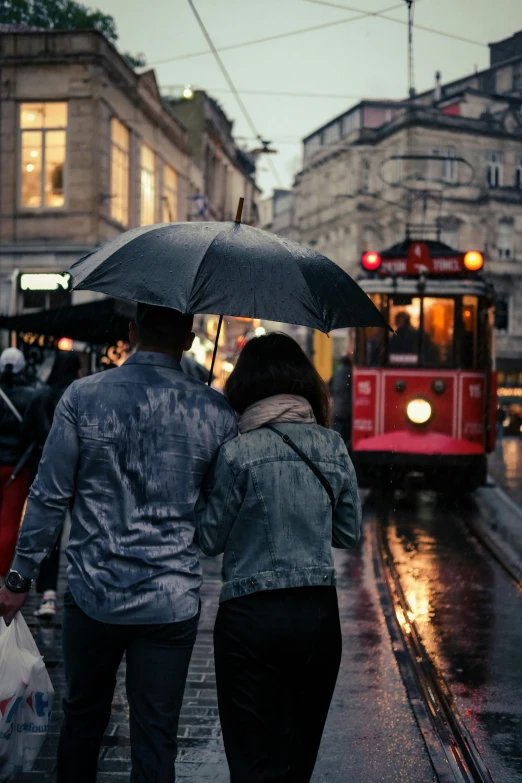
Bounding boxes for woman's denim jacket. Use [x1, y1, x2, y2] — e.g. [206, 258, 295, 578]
[196, 423, 362, 602]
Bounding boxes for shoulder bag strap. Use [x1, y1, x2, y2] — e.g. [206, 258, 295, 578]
[0, 386, 23, 423]
[265, 424, 336, 508]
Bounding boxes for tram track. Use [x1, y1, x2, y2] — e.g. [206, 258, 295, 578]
[370, 499, 495, 783]
[461, 495, 522, 592]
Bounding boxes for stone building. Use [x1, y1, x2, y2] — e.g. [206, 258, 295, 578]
[168, 90, 259, 225]
[259, 188, 296, 240]
[293, 32, 522, 381]
[0, 28, 191, 318]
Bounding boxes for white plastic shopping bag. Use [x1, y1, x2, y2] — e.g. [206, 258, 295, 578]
[0, 614, 54, 780]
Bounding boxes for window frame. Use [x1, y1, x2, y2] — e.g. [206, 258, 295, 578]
[17, 101, 68, 211]
[140, 143, 157, 226]
[443, 146, 458, 184]
[161, 162, 178, 223]
[497, 221, 514, 260]
[515, 156, 522, 189]
[486, 151, 503, 188]
[110, 117, 130, 227]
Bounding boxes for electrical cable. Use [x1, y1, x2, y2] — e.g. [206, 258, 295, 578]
[186, 0, 282, 186]
[162, 86, 371, 100]
[147, 3, 404, 66]
[302, 0, 489, 49]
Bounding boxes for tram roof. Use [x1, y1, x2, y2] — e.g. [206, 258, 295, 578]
[358, 277, 489, 297]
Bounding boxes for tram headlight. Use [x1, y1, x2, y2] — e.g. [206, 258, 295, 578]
[406, 398, 432, 425]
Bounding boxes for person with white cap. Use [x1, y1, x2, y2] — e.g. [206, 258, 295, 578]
[0, 347, 34, 579]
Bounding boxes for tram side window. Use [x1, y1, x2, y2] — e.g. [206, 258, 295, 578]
[388, 297, 421, 365]
[458, 296, 479, 369]
[423, 298, 454, 367]
[359, 294, 387, 366]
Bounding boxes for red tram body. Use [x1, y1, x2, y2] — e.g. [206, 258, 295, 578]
[352, 240, 496, 492]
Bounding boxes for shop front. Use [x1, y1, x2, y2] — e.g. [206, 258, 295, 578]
[0, 300, 263, 387]
[497, 359, 522, 436]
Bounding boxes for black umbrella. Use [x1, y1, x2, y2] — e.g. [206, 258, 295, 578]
[67, 200, 389, 383]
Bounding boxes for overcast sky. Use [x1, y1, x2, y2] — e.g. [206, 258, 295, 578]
[99, 0, 522, 195]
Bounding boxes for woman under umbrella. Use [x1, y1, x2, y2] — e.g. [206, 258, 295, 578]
[196, 333, 362, 782]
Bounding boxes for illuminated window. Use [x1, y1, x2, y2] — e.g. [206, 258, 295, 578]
[20, 102, 67, 208]
[162, 164, 178, 222]
[110, 119, 129, 226]
[423, 297, 455, 366]
[140, 145, 156, 226]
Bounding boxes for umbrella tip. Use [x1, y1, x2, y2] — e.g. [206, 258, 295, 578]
[235, 197, 245, 224]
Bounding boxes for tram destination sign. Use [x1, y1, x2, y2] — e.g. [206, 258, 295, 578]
[383, 243, 463, 275]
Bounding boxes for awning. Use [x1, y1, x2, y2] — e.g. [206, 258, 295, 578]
[0, 298, 136, 345]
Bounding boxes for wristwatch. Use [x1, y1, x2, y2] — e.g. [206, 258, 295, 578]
[5, 570, 33, 593]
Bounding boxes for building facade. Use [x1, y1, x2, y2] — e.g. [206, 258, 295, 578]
[259, 188, 296, 240]
[292, 33, 522, 383]
[0, 28, 192, 319]
[168, 90, 259, 225]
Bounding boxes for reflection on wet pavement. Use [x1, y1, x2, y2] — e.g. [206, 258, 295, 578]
[314, 534, 437, 782]
[387, 492, 522, 782]
[489, 437, 522, 506]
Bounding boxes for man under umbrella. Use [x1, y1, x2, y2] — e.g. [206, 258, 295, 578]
[0, 304, 237, 783]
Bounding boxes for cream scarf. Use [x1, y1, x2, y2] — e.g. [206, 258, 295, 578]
[238, 394, 316, 434]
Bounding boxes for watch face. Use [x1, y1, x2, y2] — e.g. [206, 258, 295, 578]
[6, 571, 30, 592]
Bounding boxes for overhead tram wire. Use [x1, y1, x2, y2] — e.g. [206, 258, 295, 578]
[186, 0, 282, 188]
[147, 3, 405, 66]
[161, 86, 371, 101]
[302, 0, 489, 49]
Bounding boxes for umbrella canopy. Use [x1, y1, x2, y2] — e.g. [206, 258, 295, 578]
[67, 222, 389, 333]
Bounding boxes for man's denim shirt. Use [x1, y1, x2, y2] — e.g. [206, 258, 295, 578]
[196, 423, 362, 603]
[13, 352, 237, 624]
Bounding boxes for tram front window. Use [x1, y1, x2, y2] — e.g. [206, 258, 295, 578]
[389, 297, 421, 365]
[359, 295, 460, 368]
[423, 297, 455, 367]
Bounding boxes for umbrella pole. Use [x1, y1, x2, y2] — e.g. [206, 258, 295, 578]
[207, 198, 243, 386]
[208, 314, 223, 386]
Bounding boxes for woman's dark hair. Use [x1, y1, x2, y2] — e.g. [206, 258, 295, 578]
[47, 351, 81, 390]
[225, 333, 330, 427]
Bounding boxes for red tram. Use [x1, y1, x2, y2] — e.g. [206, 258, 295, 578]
[352, 239, 496, 492]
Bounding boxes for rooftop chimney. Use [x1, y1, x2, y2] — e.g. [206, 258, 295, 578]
[434, 71, 442, 102]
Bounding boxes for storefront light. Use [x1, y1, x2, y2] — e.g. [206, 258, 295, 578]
[57, 337, 73, 351]
[26, 164, 35, 172]
[222, 361, 234, 373]
[255, 326, 266, 337]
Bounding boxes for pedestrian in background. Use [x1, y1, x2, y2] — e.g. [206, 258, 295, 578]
[0, 348, 34, 580]
[329, 354, 353, 447]
[197, 333, 362, 783]
[0, 304, 237, 783]
[21, 351, 82, 619]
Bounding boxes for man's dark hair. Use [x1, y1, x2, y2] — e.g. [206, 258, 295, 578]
[225, 333, 330, 427]
[135, 303, 194, 347]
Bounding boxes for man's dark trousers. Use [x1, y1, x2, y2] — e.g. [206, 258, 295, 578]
[57, 590, 199, 783]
